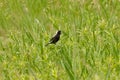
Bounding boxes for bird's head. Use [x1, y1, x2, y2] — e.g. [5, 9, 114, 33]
[57, 30, 61, 35]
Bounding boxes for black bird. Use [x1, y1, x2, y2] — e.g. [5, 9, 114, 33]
[45, 30, 61, 46]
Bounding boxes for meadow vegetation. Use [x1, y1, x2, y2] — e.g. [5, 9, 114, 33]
[0, 0, 120, 80]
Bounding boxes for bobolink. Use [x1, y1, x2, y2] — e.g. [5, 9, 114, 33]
[45, 30, 61, 46]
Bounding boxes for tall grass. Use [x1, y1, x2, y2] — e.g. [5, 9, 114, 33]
[0, 0, 120, 80]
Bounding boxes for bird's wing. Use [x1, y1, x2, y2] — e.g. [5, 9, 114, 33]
[49, 36, 55, 43]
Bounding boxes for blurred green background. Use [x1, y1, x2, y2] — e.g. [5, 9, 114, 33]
[0, 0, 120, 80]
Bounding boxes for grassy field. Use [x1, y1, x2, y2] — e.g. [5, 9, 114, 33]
[0, 0, 120, 80]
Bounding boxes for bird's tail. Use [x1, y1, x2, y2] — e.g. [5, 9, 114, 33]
[45, 43, 50, 46]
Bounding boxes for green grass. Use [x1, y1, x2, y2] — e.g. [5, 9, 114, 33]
[0, 0, 120, 80]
